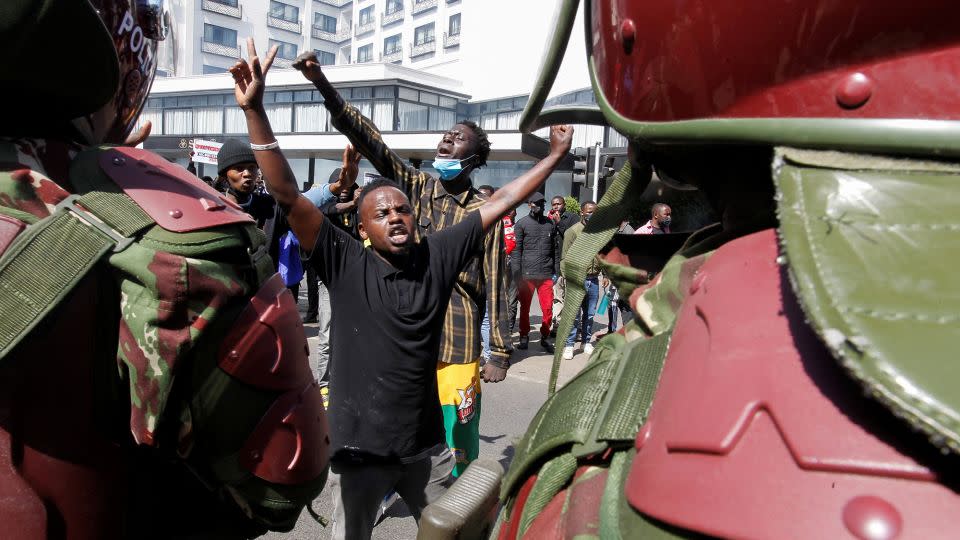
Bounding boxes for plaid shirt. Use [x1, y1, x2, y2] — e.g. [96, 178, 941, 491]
[325, 98, 512, 368]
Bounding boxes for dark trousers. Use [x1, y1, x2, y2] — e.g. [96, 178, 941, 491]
[305, 264, 319, 318]
[506, 256, 520, 332]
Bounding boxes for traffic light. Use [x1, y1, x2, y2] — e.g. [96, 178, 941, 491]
[572, 147, 589, 185]
[600, 155, 616, 181]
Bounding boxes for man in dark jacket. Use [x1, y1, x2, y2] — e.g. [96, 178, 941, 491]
[513, 192, 559, 352]
[550, 195, 579, 236]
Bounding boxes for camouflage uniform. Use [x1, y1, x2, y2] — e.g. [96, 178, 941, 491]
[0, 138, 327, 537]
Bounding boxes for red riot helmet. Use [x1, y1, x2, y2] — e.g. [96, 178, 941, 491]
[522, 0, 960, 187]
[75, 0, 168, 144]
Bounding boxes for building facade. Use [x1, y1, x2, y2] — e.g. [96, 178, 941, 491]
[159, 0, 465, 76]
[148, 0, 624, 201]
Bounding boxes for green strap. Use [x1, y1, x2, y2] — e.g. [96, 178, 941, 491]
[502, 326, 672, 499]
[550, 162, 651, 394]
[241, 224, 274, 284]
[583, 329, 672, 453]
[599, 450, 631, 540]
[0, 192, 153, 359]
[516, 453, 577, 538]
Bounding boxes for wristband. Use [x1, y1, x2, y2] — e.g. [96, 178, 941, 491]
[250, 140, 280, 151]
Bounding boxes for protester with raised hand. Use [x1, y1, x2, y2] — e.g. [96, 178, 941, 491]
[228, 39, 572, 540]
[291, 49, 513, 479]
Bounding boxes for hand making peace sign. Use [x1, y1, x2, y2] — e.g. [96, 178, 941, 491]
[229, 37, 279, 111]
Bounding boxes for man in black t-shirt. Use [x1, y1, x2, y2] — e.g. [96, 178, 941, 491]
[228, 40, 573, 539]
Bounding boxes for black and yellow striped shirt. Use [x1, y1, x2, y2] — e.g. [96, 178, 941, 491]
[326, 99, 512, 367]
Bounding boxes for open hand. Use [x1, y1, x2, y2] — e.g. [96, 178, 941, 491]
[548, 124, 574, 157]
[292, 51, 325, 83]
[229, 38, 278, 111]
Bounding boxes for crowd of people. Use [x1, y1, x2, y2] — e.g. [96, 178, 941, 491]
[7, 2, 953, 539]
[201, 43, 678, 538]
[0, 4, 673, 530]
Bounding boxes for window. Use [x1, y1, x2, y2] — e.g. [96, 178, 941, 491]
[270, 1, 299, 22]
[398, 101, 428, 130]
[202, 64, 226, 75]
[266, 104, 293, 133]
[414, 23, 435, 45]
[359, 6, 374, 25]
[429, 108, 454, 130]
[295, 103, 330, 132]
[270, 39, 298, 60]
[314, 13, 337, 32]
[383, 34, 401, 55]
[398, 87, 419, 101]
[448, 13, 460, 36]
[314, 49, 336, 65]
[357, 44, 373, 63]
[208, 0, 238, 6]
[194, 107, 224, 134]
[203, 24, 237, 46]
[163, 109, 193, 135]
[372, 101, 395, 131]
[385, 0, 402, 15]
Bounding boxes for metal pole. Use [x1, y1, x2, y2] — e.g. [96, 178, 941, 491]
[592, 141, 601, 202]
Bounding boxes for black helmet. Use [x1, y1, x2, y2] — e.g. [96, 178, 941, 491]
[1, 0, 167, 143]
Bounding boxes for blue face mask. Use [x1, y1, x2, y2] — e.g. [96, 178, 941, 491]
[433, 155, 475, 181]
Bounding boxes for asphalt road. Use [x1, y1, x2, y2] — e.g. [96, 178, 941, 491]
[264, 293, 598, 539]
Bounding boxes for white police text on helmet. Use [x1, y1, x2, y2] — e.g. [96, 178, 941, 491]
[118, 10, 156, 68]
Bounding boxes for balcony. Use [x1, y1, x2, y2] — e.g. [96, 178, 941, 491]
[381, 9, 404, 26]
[201, 40, 240, 58]
[273, 57, 294, 69]
[443, 31, 460, 48]
[268, 16, 302, 34]
[312, 26, 352, 43]
[315, 0, 353, 6]
[409, 39, 436, 59]
[201, 0, 242, 18]
[381, 50, 402, 63]
[355, 20, 375, 36]
[412, 0, 437, 15]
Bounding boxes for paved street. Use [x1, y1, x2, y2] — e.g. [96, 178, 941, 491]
[265, 293, 598, 539]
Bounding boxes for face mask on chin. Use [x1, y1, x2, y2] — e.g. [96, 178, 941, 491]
[434, 155, 476, 181]
[659, 217, 672, 228]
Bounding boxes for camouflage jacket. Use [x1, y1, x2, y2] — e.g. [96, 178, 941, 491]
[0, 138, 257, 446]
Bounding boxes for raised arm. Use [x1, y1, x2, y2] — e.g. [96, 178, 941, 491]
[229, 39, 359, 250]
[478, 125, 573, 231]
[292, 52, 427, 200]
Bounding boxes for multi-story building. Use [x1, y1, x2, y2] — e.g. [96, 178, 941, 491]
[159, 0, 466, 76]
[147, 0, 625, 200]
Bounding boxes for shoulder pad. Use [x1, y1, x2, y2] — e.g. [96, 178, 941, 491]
[775, 147, 960, 454]
[98, 147, 253, 233]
